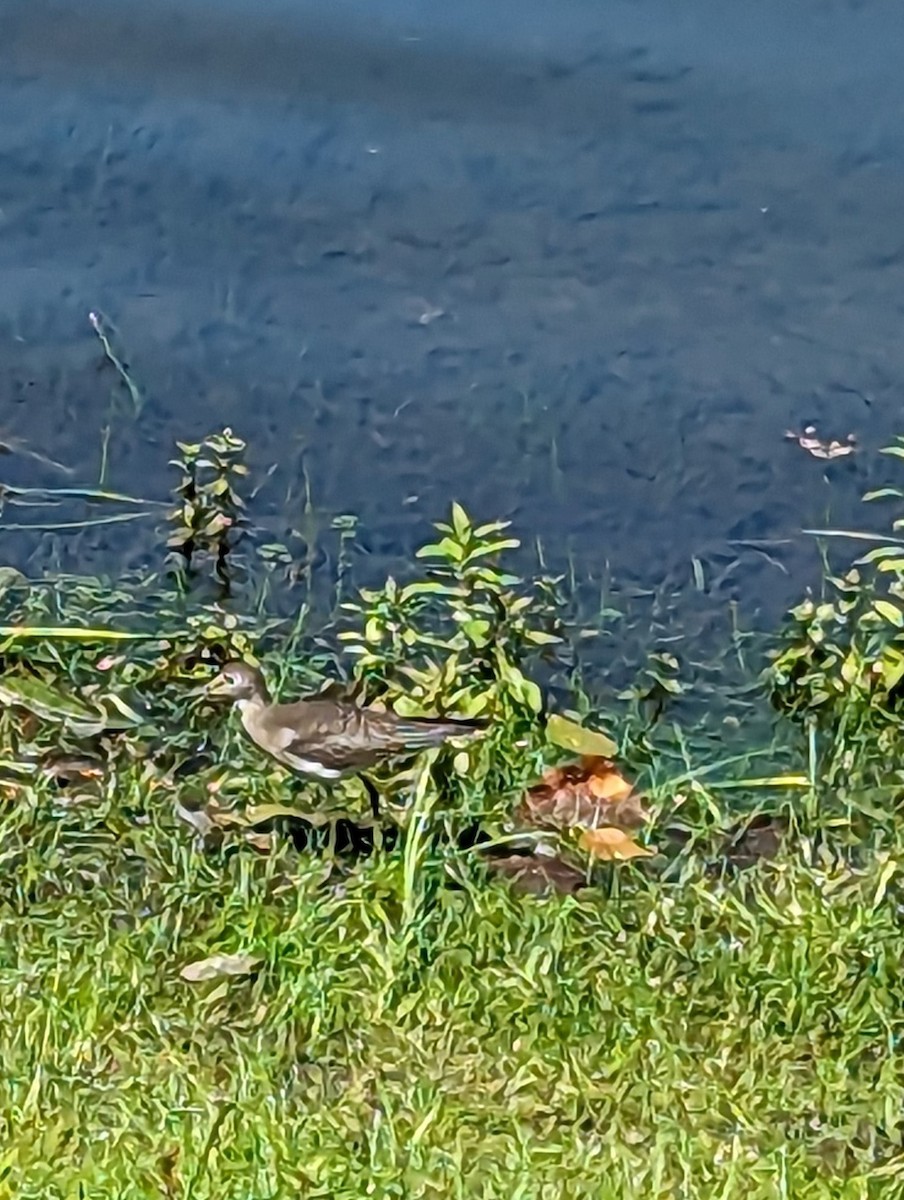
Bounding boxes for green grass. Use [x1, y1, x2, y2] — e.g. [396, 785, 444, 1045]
[1, 769, 903, 1199]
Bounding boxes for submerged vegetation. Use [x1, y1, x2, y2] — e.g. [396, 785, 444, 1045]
[2, 429, 904, 1196]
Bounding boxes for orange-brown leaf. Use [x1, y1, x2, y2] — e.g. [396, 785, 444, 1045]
[579, 826, 654, 860]
[517, 757, 648, 832]
[244, 831, 276, 853]
[587, 771, 633, 803]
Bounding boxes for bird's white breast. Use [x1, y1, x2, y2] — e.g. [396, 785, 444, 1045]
[282, 753, 345, 780]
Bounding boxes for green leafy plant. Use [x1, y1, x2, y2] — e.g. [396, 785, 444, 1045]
[618, 650, 686, 726]
[768, 437, 904, 785]
[336, 503, 565, 828]
[339, 503, 562, 718]
[166, 428, 249, 593]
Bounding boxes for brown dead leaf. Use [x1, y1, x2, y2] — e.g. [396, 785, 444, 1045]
[244, 831, 276, 853]
[19, 712, 40, 741]
[516, 756, 648, 832]
[204, 798, 247, 829]
[484, 852, 588, 896]
[587, 768, 633, 803]
[579, 826, 654, 861]
[41, 754, 105, 784]
[158, 1148, 180, 1199]
[723, 814, 786, 869]
[785, 425, 856, 460]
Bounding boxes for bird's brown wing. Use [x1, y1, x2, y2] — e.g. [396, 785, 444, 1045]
[261, 699, 392, 774]
[282, 738, 384, 774]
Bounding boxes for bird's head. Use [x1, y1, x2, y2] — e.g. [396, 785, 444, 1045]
[207, 661, 269, 704]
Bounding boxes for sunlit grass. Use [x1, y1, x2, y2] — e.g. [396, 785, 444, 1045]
[1, 769, 902, 1198]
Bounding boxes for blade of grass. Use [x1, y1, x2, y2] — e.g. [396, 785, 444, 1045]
[667, 750, 791, 786]
[401, 752, 440, 929]
[0, 626, 163, 641]
[696, 774, 810, 790]
[2, 486, 167, 507]
[802, 528, 904, 545]
[89, 310, 142, 414]
[1, 512, 154, 531]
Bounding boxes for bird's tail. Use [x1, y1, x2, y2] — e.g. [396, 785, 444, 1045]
[392, 716, 485, 750]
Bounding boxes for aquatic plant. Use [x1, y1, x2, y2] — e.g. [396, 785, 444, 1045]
[166, 427, 249, 593]
[338, 501, 562, 714]
[768, 436, 904, 795]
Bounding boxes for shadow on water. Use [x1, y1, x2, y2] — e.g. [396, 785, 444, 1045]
[3, 0, 904, 632]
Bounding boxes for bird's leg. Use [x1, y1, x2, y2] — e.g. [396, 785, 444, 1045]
[361, 775, 381, 820]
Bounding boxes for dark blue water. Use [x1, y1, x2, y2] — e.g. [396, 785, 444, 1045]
[3, 0, 904, 628]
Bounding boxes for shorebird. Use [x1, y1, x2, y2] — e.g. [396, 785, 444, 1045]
[207, 660, 484, 816]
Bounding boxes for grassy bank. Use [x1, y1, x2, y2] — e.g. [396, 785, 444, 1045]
[3, 803, 902, 1198]
[1, 433, 903, 1198]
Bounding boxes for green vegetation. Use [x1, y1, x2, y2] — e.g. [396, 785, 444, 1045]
[1, 431, 903, 1198]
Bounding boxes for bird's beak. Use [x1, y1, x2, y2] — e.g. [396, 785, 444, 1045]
[205, 674, 232, 698]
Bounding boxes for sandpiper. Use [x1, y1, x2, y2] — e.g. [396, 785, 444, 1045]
[207, 660, 484, 815]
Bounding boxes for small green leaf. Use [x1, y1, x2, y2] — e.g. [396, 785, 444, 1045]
[878, 650, 904, 690]
[400, 581, 462, 599]
[486, 572, 522, 587]
[519, 678, 543, 713]
[451, 502, 471, 540]
[840, 652, 860, 684]
[392, 694, 429, 717]
[102, 693, 146, 726]
[462, 619, 491, 647]
[525, 630, 562, 645]
[546, 714, 617, 758]
[456, 692, 489, 717]
[790, 599, 815, 620]
[473, 520, 512, 538]
[874, 600, 904, 627]
[463, 539, 521, 563]
[364, 618, 382, 644]
[416, 538, 465, 562]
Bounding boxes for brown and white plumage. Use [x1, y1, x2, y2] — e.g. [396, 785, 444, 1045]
[207, 661, 483, 783]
